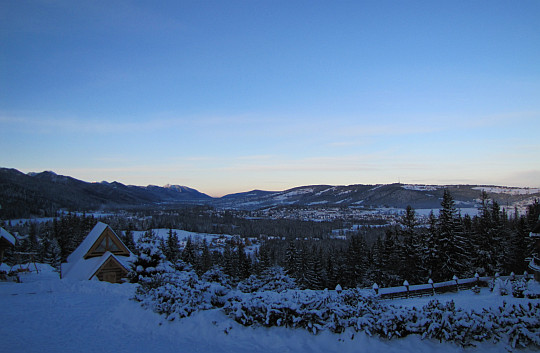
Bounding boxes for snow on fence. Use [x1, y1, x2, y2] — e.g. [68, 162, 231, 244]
[374, 272, 532, 300]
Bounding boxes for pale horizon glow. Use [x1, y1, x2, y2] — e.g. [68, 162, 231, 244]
[1, 1, 540, 197]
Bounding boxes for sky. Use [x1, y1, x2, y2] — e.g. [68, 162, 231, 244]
[1, 1, 539, 197]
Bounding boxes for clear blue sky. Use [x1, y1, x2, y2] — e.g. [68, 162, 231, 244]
[1, 1, 539, 196]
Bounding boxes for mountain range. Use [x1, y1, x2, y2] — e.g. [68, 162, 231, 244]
[1, 167, 539, 218]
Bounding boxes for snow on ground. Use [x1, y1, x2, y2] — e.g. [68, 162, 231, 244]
[402, 185, 441, 192]
[388, 287, 536, 312]
[1, 267, 537, 353]
[131, 229, 260, 255]
[472, 186, 540, 195]
[132, 229, 232, 243]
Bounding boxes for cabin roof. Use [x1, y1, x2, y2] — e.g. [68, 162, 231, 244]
[0, 227, 16, 246]
[62, 251, 133, 280]
[62, 222, 134, 280]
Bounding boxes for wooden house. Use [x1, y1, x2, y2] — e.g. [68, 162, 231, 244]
[61, 222, 134, 283]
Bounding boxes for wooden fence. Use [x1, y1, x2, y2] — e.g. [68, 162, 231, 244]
[375, 273, 532, 300]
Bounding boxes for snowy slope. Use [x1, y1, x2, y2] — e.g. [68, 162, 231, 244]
[1, 267, 536, 353]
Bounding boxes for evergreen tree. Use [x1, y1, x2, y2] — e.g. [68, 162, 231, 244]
[129, 229, 168, 290]
[303, 247, 323, 289]
[236, 242, 251, 280]
[222, 243, 236, 278]
[423, 211, 439, 280]
[397, 205, 425, 283]
[181, 236, 197, 266]
[198, 239, 213, 275]
[435, 190, 469, 280]
[284, 241, 298, 277]
[121, 226, 136, 253]
[164, 228, 181, 263]
[43, 237, 62, 274]
[344, 234, 369, 287]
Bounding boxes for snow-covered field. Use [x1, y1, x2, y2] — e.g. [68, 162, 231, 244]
[1, 266, 537, 353]
[132, 228, 232, 243]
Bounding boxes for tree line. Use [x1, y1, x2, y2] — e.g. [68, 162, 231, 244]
[3, 190, 539, 290]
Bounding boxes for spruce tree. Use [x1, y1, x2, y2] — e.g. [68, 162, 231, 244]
[43, 237, 62, 274]
[398, 205, 423, 283]
[130, 229, 168, 290]
[121, 226, 136, 253]
[435, 190, 470, 280]
[284, 241, 298, 277]
[236, 242, 251, 280]
[164, 228, 181, 263]
[181, 236, 197, 266]
[198, 239, 213, 275]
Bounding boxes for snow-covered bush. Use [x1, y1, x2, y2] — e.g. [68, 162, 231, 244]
[201, 266, 232, 289]
[495, 302, 540, 349]
[135, 265, 212, 321]
[511, 278, 527, 298]
[237, 266, 297, 293]
[493, 278, 512, 296]
[201, 266, 233, 307]
[523, 280, 540, 299]
[223, 290, 540, 349]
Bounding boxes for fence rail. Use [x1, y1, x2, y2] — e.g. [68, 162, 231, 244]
[375, 274, 531, 300]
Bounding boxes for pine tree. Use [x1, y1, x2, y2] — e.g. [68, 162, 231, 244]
[198, 239, 213, 275]
[236, 242, 251, 280]
[164, 228, 181, 263]
[398, 206, 424, 283]
[303, 247, 323, 289]
[181, 236, 197, 266]
[121, 226, 136, 253]
[423, 211, 439, 280]
[129, 229, 168, 289]
[344, 234, 369, 287]
[43, 237, 62, 274]
[284, 241, 298, 277]
[435, 190, 470, 280]
[222, 243, 236, 278]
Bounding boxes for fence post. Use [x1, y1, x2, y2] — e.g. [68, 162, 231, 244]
[403, 280, 410, 297]
[453, 275, 459, 291]
[372, 283, 379, 295]
[428, 278, 434, 295]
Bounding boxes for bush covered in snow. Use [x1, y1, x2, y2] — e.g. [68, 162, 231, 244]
[134, 263, 213, 321]
[237, 266, 297, 293]
[223, 289, 540, 349]
[132, 253, 539, 350]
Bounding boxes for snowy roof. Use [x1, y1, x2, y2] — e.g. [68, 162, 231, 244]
[0, 227, 16, 246]
[61, 251, 134, 280]
[62, 222, 134, 280]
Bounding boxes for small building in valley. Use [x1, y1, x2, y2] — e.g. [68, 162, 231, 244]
[61, 222, 134, 283]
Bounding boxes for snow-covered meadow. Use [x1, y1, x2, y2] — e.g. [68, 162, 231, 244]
[1, 266, 538, 353]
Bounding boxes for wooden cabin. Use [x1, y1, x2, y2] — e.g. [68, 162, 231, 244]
[61, 222, 134, 283]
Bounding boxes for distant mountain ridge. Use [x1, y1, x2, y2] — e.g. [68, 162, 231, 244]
[214, 183, 540, 210]
[0, 168, 211, 218]
[1, 167, 539, 218]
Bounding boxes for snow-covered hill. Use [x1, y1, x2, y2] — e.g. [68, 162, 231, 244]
[0, 266, 537, 353]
